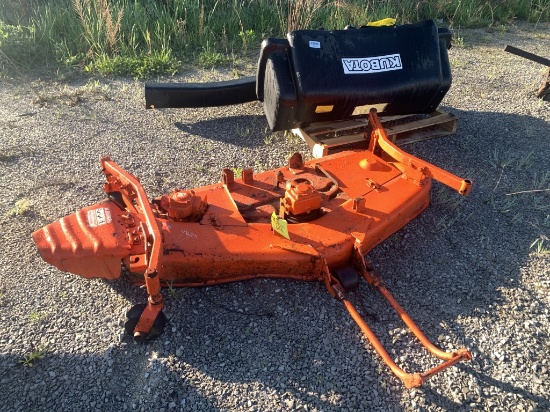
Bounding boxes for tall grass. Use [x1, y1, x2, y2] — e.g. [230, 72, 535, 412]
[72, 0, 123, 57]
[1, 0, 549, 77]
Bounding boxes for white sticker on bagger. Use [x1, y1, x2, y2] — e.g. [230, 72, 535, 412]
[342, 54, 402, 74]
[309, 41, 321, 49]
[87, 207, 112, 227]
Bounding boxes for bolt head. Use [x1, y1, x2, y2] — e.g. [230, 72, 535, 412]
[174, 191, 191, 202]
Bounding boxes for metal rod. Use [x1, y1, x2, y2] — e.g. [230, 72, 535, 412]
[342, 299, 424, 388]
[504, 45, 550, 67]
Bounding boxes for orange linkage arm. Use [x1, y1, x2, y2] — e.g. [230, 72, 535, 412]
[101, 157, 164, 337]
[342, 298, 471, 388]
[368, 111, 472, 196]
[337, 253, 471, 388]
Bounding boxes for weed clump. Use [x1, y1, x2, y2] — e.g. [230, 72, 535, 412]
[6, 199, 31, 217]
[88, 51, 180, 78]
[20, 345, 48, 367]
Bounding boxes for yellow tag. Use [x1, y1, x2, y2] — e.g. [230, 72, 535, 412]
[271, 212, 290, 240]
[367, 18, 396, 27]
[315, 105, 334, 113]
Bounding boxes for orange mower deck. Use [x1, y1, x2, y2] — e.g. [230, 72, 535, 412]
[33, 111, 472, 388]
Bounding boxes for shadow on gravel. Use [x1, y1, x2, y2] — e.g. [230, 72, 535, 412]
[456, 363, 549, 411]
[1, 279, 403, 411]
[174, 115, 270, 148]
[100, 277, 403, 411]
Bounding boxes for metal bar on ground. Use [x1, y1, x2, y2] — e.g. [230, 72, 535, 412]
[504, 45, 550, 67]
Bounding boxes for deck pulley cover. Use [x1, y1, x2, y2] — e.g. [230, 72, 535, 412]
[159, 189, 207, 222]
[281, 179, 322, 222]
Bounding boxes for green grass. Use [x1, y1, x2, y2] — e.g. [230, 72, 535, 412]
[531, 236, 549, 254]
[1, 0, 549, 77]
[198, 48, 232, 69]
[166, 280, 179, 299]
[20, 346, 48, 367]
[231, 167, 243, 179]
[87, 50, 180, 77]
[28, 311, 48, 323]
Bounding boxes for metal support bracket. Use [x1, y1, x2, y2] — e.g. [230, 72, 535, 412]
[101, 156, 165, 339]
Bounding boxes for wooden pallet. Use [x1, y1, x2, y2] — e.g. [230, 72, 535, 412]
[292, 109, 458, 158]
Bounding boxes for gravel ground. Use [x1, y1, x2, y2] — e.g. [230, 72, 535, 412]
[0, 23, 549, 412]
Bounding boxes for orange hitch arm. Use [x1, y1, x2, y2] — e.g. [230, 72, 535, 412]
[368, 110, 472, 195]
[342, 298, 471, 388]
[335, 252, 471, 388]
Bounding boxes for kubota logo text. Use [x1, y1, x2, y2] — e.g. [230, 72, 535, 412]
[342, 54, 402, 74]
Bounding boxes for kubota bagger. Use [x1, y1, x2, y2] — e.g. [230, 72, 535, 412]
[33, 20, 472, 388]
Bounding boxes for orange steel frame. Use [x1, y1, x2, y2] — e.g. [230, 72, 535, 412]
[33, 111, 472, 388]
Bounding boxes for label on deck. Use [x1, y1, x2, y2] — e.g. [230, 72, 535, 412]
[87, 207, 112, 227]
[271, 212, 290, 240]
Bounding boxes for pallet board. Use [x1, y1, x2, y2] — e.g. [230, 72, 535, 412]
[293, 110, 458, 158]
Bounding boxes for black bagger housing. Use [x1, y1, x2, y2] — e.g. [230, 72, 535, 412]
[257, 20, 452, 131]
